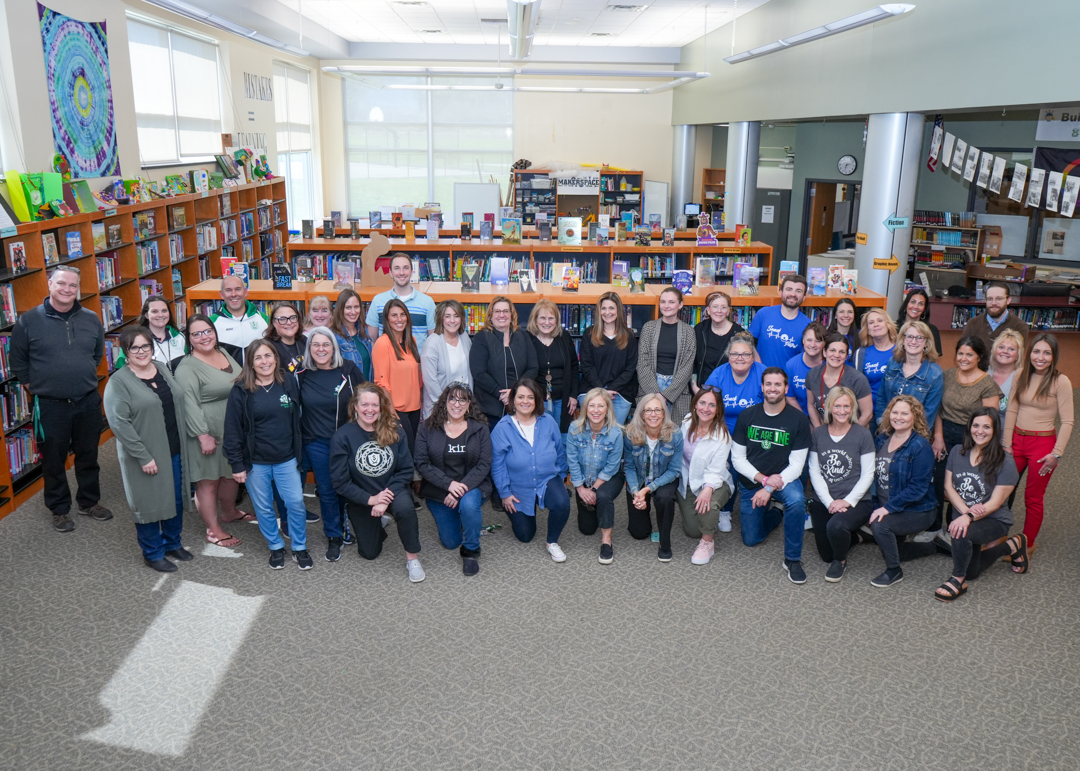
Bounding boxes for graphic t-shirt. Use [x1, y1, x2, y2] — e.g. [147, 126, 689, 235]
[443, 433, 469, 482]
[750, 306, 810, 369]
[805, 364, 873, 422]
[704, 361, 766, 432]
[810, 424, 875, 502]
[946, 446, 1019, 526]
[859, 344, 895, 399]
[732, 402, 812, 486]
[785, 354, 815, 414]
[875, 446, 894, 506]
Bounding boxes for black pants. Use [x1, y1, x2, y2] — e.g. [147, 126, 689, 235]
[38, 392, 102, 516]
[626, 480, 679, 551]
[397, 409, 421, 457]
[950, 517, 1011, 579]
[346, 494, 421, 560]
[576, 471, 625, 534]
[808, 498, 874, 563]
[931, 419, 966, 531]
[871, 508, 936, 570]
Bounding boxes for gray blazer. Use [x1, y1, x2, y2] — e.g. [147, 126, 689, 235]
[420, 332, 473, 418]
[637, 319, 696, 423]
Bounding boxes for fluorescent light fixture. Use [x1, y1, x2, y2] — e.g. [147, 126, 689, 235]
[139, 0, 311, 56]
[507, 0, 541, 60]
[724, 3, 914, 64]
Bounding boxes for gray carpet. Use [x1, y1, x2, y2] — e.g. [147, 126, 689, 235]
[1, 431, 1079, 771]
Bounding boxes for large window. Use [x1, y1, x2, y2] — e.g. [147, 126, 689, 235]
[343, 76, 513, 217]
[273, 62, 314, 230]
[128, 19, 222, 165]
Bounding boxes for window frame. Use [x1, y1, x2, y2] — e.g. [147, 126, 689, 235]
[273, 60, 315, 230]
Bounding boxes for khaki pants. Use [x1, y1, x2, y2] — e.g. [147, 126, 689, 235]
[677, 482, 732, 538]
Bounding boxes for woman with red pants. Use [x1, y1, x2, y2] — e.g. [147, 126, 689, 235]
[1003, 333, 1074, 553]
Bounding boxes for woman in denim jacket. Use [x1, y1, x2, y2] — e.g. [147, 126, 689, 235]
[868, 394, 938, 587]
[567, 388, 625, 565]
[874, 321, 943, 428]
[624, 393, 684, 562]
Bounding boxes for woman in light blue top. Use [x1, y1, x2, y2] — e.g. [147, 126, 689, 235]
[623, 393, 684, 562]
[874, 320, 944, 428]
[567, 387, 624, 565]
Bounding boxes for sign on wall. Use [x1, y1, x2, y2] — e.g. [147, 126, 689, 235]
[1036, 107, 1080, 142]
[553, 171, 600, 195]
[244, 72, 273, 102]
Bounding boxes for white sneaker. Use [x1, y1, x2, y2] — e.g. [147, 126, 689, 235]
[546, 542, 567, 562]
[804, 513, 813, 531]
[406, 558, 425, 582]
[913, 528, 939, 543]
[717, 512, 732, 533]
[381, 514, 392, 528]
[691, 538, 715, 565]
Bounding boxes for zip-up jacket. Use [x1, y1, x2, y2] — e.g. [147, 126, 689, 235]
[414, 417, 493, 499]
[222, 376, 303, 474]
[469, 328, 538, 418]
[210, 301, 268, 362]
[295, 360, 365, 443]
[10, 298, 104, 399]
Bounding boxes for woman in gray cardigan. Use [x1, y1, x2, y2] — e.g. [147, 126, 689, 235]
[637, 286, 697, 423]
[420, 299, 473, 419]
[103, 326, 193, 572]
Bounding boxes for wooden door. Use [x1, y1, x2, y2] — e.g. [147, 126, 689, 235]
[807, 182, 836, 255]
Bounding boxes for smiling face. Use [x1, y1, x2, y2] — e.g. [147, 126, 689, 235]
[641, 396, 665, 431]
[221, 276, 247, 315]
[441, 306, 462, 336]
[955, 344, 979, 373]
[906, 293, 926, 320]
[969, 414, 995, 448]
[600, 299, 618, 326]
[188, 320, 217, 353]
[781, 280, 806, 309]
[343, 296, 362, 325]
[386, 305, 408, 336]
[695, 391, 718, 424]
[836, 303, 855, 329]
[491, 302, 513, 332]
[994, 338, 1019, 370]
[1031, 340, 1053, 373]
[251, 344, 278, 380]
[867, 311, 888, 341]
[48, 268, 80, 309]
[310, 333, 334, 368]
[985, 286, 1010, 319]
[145, 299, 170, 331]
[803, 330, 824, 359]
[825, 341, 848, 368]
[126, 333, 153, 368]
[707, 295, 730, 325]
[446, 389, 470, 422]
[903, 328, 927, 358]
[659, 291, 682, 320]
[272, 307, 299, 341]
[586, 395, 609, 426]
[728, 342, 753, 375]
[536, 309, 558, 337]
[513, 385, 536, 418]
[831, 394, 853, 425]
[889, 400, 914, 433]
[391, 255, 413, 289]
[356, 391, 381, 428]
[762, 373, 787, 405]
[308, 301, 332, 327]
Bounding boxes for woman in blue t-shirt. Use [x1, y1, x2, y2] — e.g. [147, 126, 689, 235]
[784, 322, 826, 414]
[853, 308, 897, 430]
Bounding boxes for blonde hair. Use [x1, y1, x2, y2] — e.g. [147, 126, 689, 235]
[989, 329, 1025, 376]
[526, 299, 564, 338]
[858, 308, 897, 348]
[625, 393, 677, 445]
[893, 320, 939, 363]
[878, 394, 931, 440]
[305, 294, 332, 330]
[480, 296, 519, 334]
[569, 388, 620, 435]
[824, 386, 859, 425]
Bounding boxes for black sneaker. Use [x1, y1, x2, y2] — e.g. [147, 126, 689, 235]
[292, 549, 313, 570]
[784, 559, 807, 584]
[269, 548, 286, 570]
[52, 513, 74, 532]
[306, 510, 320, 523]
[144, 557, 177, 573]
[657, 547, 673, 562]
[598, 543, 614, 565]
[325, 537, 342, 562]
[165, 547, 194, 562]
[825, 559, 846, 583]
[463, 557, 479, 576]
[77, 503, 113, 521]
[871, 567, 904, 587]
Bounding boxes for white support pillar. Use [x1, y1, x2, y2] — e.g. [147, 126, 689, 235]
[854, 113, 925, 315]
[724, 121, 759, 231]
[670, 125, 696, 225]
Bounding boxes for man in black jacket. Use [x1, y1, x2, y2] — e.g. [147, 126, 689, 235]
[11, 266, 111, 532]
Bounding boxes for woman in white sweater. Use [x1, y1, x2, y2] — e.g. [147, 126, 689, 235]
[677, 386, 734, 566]
[420, 299, 473, 419]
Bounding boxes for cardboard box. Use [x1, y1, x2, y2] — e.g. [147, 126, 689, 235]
[981, 225, 1002, 259]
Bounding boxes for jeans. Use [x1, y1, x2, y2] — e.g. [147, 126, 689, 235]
[504, 476, 571, 544]
[303, 439, 344, 540]
[578, 392, 632, 424]
[37, 392, 102, 516]
[1012, 431, 1057, 545]
[134, 454, 184, 561]
[247, 460, 308, 551]
[871, 508, 935, 569]
[950, 517, 1009, 579]
[738, 478, 808, 561]
[808, 498, 873, 562]
[427, 488, 484, 556]
[347, 494, 421, 560]
[626, 479, 679, 551]
[677, 482, 733, 538]
[575, 471, 625, 534]
[656, 374, 674, 400]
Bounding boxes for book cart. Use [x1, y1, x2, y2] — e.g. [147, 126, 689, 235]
[0, 178, 288, 521]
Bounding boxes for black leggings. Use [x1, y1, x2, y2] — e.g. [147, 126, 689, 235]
[576, 472, 625, 534]
[931, 419, 966, 530]
[346, 494, 421, 560]
[397, 409, 421, 456]
[626, 480, 679, 551]
[950, 517, 1011, 579]
[808, 498, 874, 563]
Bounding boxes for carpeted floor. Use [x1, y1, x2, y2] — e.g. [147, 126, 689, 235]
[1, 430, 1078, 771]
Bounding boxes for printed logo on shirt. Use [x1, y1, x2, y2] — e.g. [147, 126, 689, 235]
[954, 471, 986, 506]
[791, 374, 806, 393]
[250, 320, 261, 330]
[863, 361, 888, 376]
[355, 441, 393, 476]
[747, 424, 790, 451]
[447, 443, 466, 453]
[279, 394, 292, 408]
[724, 393, 760, 411]
[820, 449, 853, 484]
[875, 456, 891, 488]
[766, 325, 799, 350]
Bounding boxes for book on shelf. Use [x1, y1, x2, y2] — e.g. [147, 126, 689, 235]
[89, 222, 106, 252]
[390, 212, 403, 229]
[612, 260, 629, 287]
[662, 228, 675, 247]
[405, 221, 416, 240]
[827, 264, 843, 290]
[41, 233, 59, 266]
[220, 255, 237, 278]
[101, 296, 123, 330]
[189, 170, 209, 193]
[595, 227, 609, 246]
[519, 268, 537, 293]
[302, 219, 313, 239]
[628, 267, 645, 293]
[295, 255, 314, 283]
[271, 262, 293, 289]
[332, 259, 355, 289]
[65, 233, 81, 259]
[634, 227, 651, 247]
[460, 223, 472, 240]
[0, 284, 16, 325]
[734, 263, 761, 296]
[322, 217, 335, 239]
[841, 269, 858, 294]
[229, 262, 249, 288]
[809, 266, 827, 296]
[696, 257, 716, 288]
[562, 266, 580, 292]
[331, 211, 343, 228]
[427, 213, 442, 241]
[673, 270, 693, 294]
[490, 257, 510, 287]
[735, 224, 752, 246]
[538, 221, 551, 242]
[649, 214, 662, 236]
[588, 222, 598, 242]
[616, 222, 627, 242]
[558, 217, 582, 246]
[501, 218, 522, 245]
[97, 255, 119, 288]
[550, 262, 570, 288]
[461, 263, 480, 292]
[6, 241, 25, 273]
[172, 268, 182, 297]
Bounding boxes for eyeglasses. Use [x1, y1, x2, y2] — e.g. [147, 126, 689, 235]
[311, 342, 334, 350]
[904, 334, 925, 342]
[128, 344, 152, 354]
[191, 329, 215, 339]
[729, 352, 752, 359]
[275, 315, 299, 325]
[448, 396, 470, 404]
[643, 408, 664, 415]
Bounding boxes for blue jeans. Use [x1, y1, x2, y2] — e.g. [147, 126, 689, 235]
[427, 488, 484, 555]
[578, 393, 632, 424]
[504, 477, 571, 544]
[738, 477, 807, 561]
[134, 454, 184, 561]
[247, 460, 307, 551]
[303, 439, 344, 540]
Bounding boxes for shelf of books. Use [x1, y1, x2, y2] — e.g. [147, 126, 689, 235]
[908, 210, 985, 277]
[512, 170, 558, 226]
[0, 178, 287, 520]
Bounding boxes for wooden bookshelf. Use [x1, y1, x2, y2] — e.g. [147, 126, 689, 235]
[701, 168, 725, 215]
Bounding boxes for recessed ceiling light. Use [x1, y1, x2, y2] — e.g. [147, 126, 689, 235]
[588, 32, 613, 36]
[419, 29, 445, 34]
[607, 4, 648, 11]
[394, 1, 428, 6]
[480, 18, 508, 24]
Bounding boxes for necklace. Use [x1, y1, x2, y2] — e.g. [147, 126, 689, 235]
[258, 380, 275, 393]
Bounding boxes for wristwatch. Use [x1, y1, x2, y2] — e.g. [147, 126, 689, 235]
[763, 484, 775, 493]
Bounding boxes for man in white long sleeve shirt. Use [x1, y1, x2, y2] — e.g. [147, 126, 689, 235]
[731, 367, 813, 584]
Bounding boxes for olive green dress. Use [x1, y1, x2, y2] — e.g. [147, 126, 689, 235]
[174, 351, 240, 483]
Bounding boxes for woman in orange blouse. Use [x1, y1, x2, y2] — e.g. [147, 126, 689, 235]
[1003, 333, 1074, 552]
[372, 297, 423, 456]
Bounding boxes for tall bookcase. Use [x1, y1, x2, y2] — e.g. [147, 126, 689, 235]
[0, 178, 288, 521]
[599, 170, 643, 223]
[512, 170, 557, 226]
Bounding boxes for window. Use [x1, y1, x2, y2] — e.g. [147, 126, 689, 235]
[343, 76, 513, 217]
[128, 19, 222, 165]
[273, 62, 314, 230]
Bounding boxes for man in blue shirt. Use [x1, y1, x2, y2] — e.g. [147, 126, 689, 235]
[750, 275, 810, 369]
[365, 253, 438, 348]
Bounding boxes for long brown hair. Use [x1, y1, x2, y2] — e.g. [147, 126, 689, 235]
[265, 301, 302, 342]
[381, 297, 420, 361]
[960, 406, 1006, 487]
[590, 291, 630, 349]
[135, 295, 175, 331]
[347, 383, 401, 447]
[426, 382, 487, 429]
[1014, 332, 1061, 402]
[237, 339, 284, 392]
[626, 393, 677, 445]
[330, 288, 369, 340]
[687, 386, 728, 440]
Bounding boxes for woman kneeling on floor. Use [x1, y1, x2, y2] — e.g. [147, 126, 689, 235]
[624, 393, 684, 562]
[330, 383, 425, 582]
[931, 407, 1028, 601]
[677, 386, 733, 566]
[567, 388, 625, 565]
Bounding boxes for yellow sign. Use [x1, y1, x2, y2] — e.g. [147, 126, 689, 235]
[561, 246, 583, 252]
[723, 247, 743, 253]
[645, 247, 667, 253]
[874, 255, 901, 273]
[856, 232, 868, 245]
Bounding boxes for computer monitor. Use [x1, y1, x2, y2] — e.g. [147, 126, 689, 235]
[684, 203, 701, 216]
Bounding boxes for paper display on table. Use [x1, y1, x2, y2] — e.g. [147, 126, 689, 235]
[950, 139, 967, 174]
[841, 269, 858, 295]
[962, 146, 980, 182]
[1045, 171, 1063, 212]
[1042, 229, 1065, 255]
[989, 157, 1007, 194]
[809, 266, 827, 296]
[976, 153, 993, 188]
[1026, 168, 1046, 208]
[942, 133, 956, 171]
[1061, 177, 1080, 218]
[1008, 163, 1028, 202]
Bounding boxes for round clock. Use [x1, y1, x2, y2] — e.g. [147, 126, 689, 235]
[838, 154, 858, 176]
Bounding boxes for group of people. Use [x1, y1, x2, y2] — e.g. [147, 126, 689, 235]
[14, 262, 1071, 598]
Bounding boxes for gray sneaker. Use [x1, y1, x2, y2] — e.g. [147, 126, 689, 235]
[406, 558, 426, 583]
[77, 503, 113, 521]
[52, 513, 74, 532]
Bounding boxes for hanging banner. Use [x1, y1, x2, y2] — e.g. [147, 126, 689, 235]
[1061, 177, 1080, 218]
[942, 132, 956, 171]
[989, 156, 1006, 194]
[963, 146, 980, 182]
[927, 115, 944, 171]
[1007, 163, 1028, 202]
[1036, 107, 1080, 142]
[1032, 147, 1080, 211]
[976, 153, 994, 189]
[950, 139, 967, 174]
[1045, 171, 1063, 212]
[1026, 168, 1046, 208]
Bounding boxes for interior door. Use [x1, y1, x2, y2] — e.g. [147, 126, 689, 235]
[807, 182, 836, 255]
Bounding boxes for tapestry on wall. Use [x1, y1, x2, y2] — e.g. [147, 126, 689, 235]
[37, 3, 121, 178]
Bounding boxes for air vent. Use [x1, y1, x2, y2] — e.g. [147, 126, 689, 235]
[419, 29, 445, 34]
[480, 18, 508, 24]
[607, 4, 647, 11]
[588, 32, 613, 37]
[394, 2, 428, 6]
